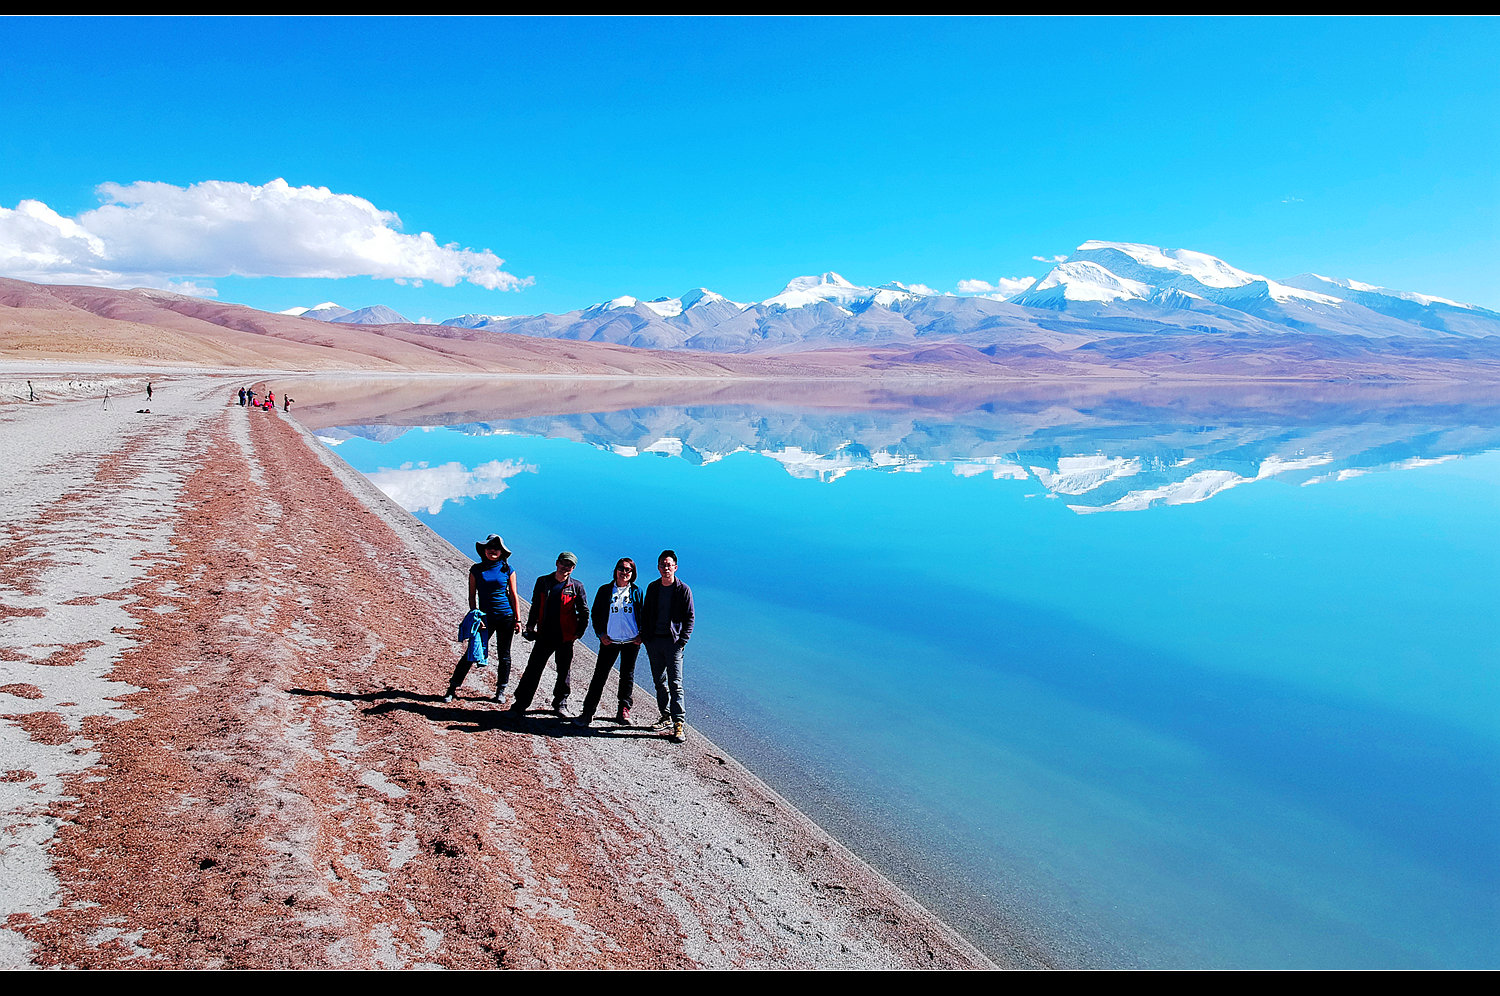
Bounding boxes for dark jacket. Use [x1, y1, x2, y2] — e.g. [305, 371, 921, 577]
[592, 582, 644, 641]
[525, 573, 588, 642]
[642, 578, 695, 645]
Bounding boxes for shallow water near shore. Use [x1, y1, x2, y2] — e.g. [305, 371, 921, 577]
[313, 385, 1500, 968]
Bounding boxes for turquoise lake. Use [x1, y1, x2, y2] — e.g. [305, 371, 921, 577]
[311, 383, 1500, 968]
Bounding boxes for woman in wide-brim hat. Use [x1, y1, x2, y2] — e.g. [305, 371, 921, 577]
[444, 534, 521, 704]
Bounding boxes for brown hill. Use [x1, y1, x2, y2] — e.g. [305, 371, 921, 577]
[3, 276, 1498, 383]
[0, 277, 756, 375]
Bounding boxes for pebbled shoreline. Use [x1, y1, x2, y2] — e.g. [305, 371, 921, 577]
[0, 371, 994, 969]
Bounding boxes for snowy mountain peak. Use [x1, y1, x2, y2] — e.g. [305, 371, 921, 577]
[631, 288, 743, 319]
[441, 313, 513, 328]
[1287, 273, 1482, 312]
[764, 272, 921, 311]
[285, 301, 413, 325]
[1016, 260, 1154, 305]
[284, 301, 351, 320]
[279, 301, 343, 317]
[1075, 241, 1259, 290]
[678, 287, 733, 309]
[641, 297, 681, 318]
[329, 304, 410, 325]
[580, 295, 643, 315]
[1070, 241, 1338, 307]
[784, 272, 857, 293]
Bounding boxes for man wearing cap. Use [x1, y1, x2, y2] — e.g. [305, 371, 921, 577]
[508, 551, 590, 718]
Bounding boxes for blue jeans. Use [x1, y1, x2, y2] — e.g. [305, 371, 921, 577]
[644, 637, 685, 720]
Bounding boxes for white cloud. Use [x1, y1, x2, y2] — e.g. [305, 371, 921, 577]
[1032, 254, 1067, 264]
[0, 178, 532, 295]
[365, 458, 536, 515]
[955, 275, 1035, 300]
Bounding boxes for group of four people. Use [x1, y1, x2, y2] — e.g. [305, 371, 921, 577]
[445, 535, 695, 743]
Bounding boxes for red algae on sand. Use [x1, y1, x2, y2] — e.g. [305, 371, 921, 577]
[0, 373, 992, 970]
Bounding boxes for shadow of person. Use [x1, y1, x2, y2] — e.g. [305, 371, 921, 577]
[289, 686, 447, 704]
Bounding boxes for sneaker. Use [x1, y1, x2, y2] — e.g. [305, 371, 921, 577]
[650, 714, 672, 731]
[614, 707, 632, 726]
[553, 703, 571, 719]
[442, 692, 455, 703]
[670, 720, 685, 743]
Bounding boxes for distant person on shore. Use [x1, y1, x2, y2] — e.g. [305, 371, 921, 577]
[27, 380, 35, 401]
[237, 387, 246, 406]
[146, 381, 153, 400]
[642, 550, 694, 743]
[573, 557, 644, 729]
[283, 395, 293, 412]
[508, 552, 589, 719]
[247, 389, 257, 407]
[444, 534, 521, 705]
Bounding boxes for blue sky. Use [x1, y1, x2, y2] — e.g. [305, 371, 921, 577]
[2, 16, 1495, 319]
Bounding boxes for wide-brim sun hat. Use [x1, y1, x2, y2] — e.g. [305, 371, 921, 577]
[476, 533, 512, 558]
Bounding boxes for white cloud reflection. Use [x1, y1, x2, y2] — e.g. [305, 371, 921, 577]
[366, 458, 536, 514]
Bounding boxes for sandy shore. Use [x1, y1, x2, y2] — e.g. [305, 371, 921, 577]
[0, 371, 993, 969]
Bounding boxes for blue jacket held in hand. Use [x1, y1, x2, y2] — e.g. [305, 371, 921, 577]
[457, 608, 487, 664]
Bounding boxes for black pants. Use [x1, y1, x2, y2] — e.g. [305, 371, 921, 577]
[579, 642, 640, 721]
[446, 614, 515, 698]
[510, 637, 576, 711]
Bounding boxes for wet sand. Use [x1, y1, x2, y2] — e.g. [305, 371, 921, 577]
[0, 371, 993, 969]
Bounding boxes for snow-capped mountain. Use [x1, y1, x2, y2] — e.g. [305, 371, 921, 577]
[1278, 274, 1500, 337]
[639, 287, 746, 318]
[1009, 260, 1155, 307]
[1010, 241, 1343, 314]
[284, 302, 410, 325]
[330, 305, 410, 325]
[441, 313, 515, 329]
[281, 301, 352, 322]
[1076, 240, 1336, 304]
[760, 273, 934, 312]
[285, 241, 1500, 353]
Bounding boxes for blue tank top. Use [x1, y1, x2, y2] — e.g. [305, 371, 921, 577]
[471, 560, 514, 617]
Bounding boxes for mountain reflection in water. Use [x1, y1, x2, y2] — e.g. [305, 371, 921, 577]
[305, 378, 1500, 514]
